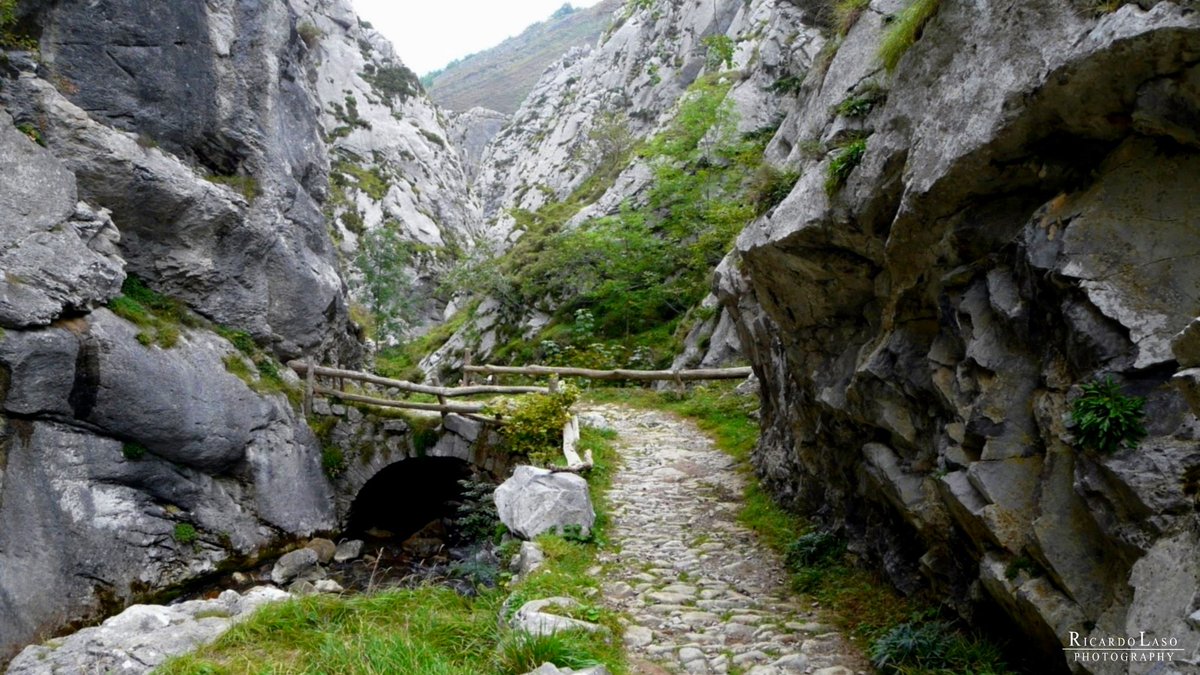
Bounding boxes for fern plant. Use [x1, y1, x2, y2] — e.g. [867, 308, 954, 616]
[1070, 377, 1147, 453]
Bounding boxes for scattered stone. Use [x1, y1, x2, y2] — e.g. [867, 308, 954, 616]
[270, 548, 323, 585]
[288, 579, 318, 596]
[578, 412, 615, 433]
[624, 625, 654, 648]
[512, 540, 546, 577]
[770, 653, 809, 671]
[314, 579, 344, 594]
[305, 538, 337, 564]
[510, 597, 604, 637]
[334, 539, 364, 563]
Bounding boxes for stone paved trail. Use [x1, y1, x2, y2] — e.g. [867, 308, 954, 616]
[587, 404, 870, 675]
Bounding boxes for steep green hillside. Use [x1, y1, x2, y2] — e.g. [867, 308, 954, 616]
[423, 0, 620, 114]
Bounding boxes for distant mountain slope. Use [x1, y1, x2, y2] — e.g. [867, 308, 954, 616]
[423, 0, 620, 114]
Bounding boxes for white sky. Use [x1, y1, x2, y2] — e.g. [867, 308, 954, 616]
[350, 0, 607, 76]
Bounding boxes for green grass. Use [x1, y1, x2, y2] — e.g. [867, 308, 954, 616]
[206, 174, 261, 202]
[878, 0, 942, 72]
[824, 136, 867, 196]
[108, 275, 198, 349]
[156, 428, 626, 675]
[834, 0, 870, 36]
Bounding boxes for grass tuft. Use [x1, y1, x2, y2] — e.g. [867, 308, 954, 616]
[824, 136, 867, 196]
[879, 0, 943, 72]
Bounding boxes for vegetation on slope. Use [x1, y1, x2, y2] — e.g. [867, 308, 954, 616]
[431, 73, 796, 376]
[423, 0, 623, 114]
[587, 383, 1013, 675]
[156, 426, 625, 675]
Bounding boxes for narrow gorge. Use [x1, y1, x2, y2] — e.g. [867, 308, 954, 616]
[1, 0, 1199, 673]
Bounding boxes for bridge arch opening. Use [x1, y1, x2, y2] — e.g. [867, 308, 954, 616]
[346, 456, 474, 542]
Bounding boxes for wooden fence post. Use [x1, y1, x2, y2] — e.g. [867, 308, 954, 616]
[547, 374, 559, 394]
[303, 359, 315, 417]
[462, 350, 473, 386]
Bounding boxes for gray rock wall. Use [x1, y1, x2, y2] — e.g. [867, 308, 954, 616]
[718, 1, 1200, 670]
[0, 0, 475, 661]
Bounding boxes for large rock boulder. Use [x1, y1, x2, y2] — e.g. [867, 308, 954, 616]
[494, 466, 595, 540]
[6, 587, 288, 675]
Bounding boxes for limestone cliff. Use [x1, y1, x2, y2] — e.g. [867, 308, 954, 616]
[0, 0, 474, 661]
[715, 1, 1200, 671]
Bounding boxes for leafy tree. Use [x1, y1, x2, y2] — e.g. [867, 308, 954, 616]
[353, 226, 420, 343]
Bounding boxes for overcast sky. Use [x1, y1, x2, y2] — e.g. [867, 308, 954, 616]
[350, 0, 607, 75]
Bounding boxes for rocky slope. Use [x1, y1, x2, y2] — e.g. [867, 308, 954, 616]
[713, 0, 1200, 671]
[0, 0, 476, 661]
[423, 0, 623, 115]
[422, 0, 819, 377]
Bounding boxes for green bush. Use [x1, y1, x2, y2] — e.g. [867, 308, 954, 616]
[487, 388, 579, 466]
[825, 136, 867, 195]
[879, 0, 942, 72]
[173, 523, 198, 545]
[701, 34, 735, 71]
[1070, 377, 1147, 453]
[454, 479, 501, 543]
[321, 446, 346, 478]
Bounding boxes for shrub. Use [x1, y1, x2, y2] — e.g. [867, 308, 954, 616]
[321, 446, 346, 478]
[173, 523, 198, 545]
[824, 136, 867, 195]
[454, 479, 501, 543]
[1070, 377, 1147, 453]
[834, 85, 886, 118]
[784, 530, 845, 570]
[701, 34, 736, 71]
[878, 0, 942, 72]
[364, 63, 421, 103]
[487, 388, 579, 466]
[297, 21, 322, 50]
[206, 173, 260, 202]
[108, 275, 193, 348]
[748, 165, 801, 215]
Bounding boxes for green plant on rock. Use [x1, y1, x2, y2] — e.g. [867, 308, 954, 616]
[15, 122, 44, 146]
[296, 21, 322, 49]
[321, 446, 346, 478]
[834, 0, 871, 36]
[784, 530, 845, 570]
[173, 523, 198, 545]
[486, 387, 579, 466]
[824, 136, 867, 195]
[701, 34, 736, 71]
[1070, 376, 1147, 454]
[879, 0, 943, 72]
[205, 173, 260, 202]
[834, 84, 886, 118]
[108, 275, 196, 348]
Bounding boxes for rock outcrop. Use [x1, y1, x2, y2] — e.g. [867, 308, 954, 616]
[714, 1, 1200, 671]
[0, 0, 476, 662]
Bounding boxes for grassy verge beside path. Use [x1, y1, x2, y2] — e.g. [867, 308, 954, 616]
[156, 426, 626, 675]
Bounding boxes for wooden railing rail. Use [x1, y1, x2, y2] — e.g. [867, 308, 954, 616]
[463, 364, 752, 382]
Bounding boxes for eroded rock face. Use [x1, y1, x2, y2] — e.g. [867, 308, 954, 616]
[0, 112, 124, 328]
[6, 0, 357, 360]
[0, 312, 335, 659]
[720, 1, 1200, 670]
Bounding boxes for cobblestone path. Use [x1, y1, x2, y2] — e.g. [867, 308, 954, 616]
[589, 405, 869, 675]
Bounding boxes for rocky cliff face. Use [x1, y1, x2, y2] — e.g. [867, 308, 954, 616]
[715, 0, 1200, 671]
[422, 0, 818, 377]
[0, 0, 474, 661]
